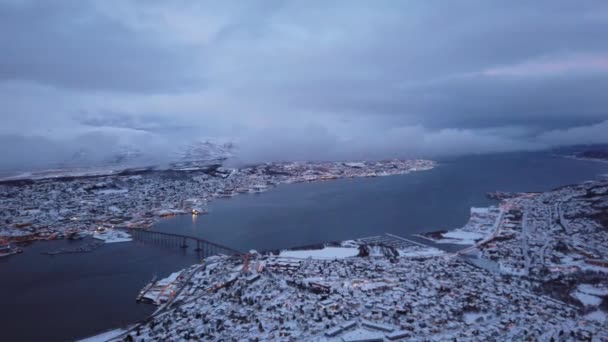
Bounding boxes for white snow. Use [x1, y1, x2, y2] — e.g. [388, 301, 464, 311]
[464, 312, 486, 325]
[92, 229, 132, 243]
[339, 328, 383, 342]
[341, 240, 359, 248]
[398, 247, 445, 258]
[97, 189, 128, 195]
[571, 290, 602, 306]
[156, 271, 181, 286]
[438, 231, 484, 245]
[279, 247, 359, 259]
[158, 209, 186, 216]
[360, 281, 393, 292]
[570, 284, 608, 307]
[344, 162, 366, 168]
[471, 207, 490, 215]
[499, 263, 527, 276]
[108, 206, 122, 213]
[584, 310, 607, 323]
[142, 271, 183, 304]
[433, 206, 503, 245]
[577, 284, 608, 297]
[368, 246, 385, 257]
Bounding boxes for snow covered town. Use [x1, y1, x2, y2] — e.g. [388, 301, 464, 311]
[471, 180, 608, 315]
[3, 158, 608, 340]
[83, 179, 608, 342]
[0, 159, 434, 255]
[94, 232, 607, 341]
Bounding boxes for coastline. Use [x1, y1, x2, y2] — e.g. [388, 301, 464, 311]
[3, 153, 608, 342]
[86, 176, 608, 341]
[416, 206, 505, 246]
[0, 159, 437, 259]
[562, 154, 608, 164]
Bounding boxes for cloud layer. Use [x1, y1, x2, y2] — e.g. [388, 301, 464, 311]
[1, 0, 607, 168]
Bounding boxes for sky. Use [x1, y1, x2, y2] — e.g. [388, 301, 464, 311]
[1, 0, 607, 169]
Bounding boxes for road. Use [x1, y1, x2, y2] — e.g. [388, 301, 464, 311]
[456, 207, 505, 256]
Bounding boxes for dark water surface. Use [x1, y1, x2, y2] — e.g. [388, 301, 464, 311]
[154, 153, 608, 251]
[0, 240, 197, 342]
[1, 153, 607, 342]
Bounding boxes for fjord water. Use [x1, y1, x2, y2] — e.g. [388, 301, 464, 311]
[0, 240, 197, 342]
[1, 152, 607, 342]
[154, 152, 608, 252]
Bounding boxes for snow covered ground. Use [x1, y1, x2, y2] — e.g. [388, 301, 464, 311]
[398, 246, 445, 258]
[577, 283, 608, 297]
[438, 231, 485, 245]
[96, 189, 129, 195]
[280, 235, 445, 260]
[142, 271, 183, 305]
[333, 328, 383, 341]
[463, 312, 491, 325]
[585, 310, 607, 323]
[571, 291, 602, 306]
[433, 206, 503, 245]
[279, 247, 359, 259]
[92, 229, 132, 243]
[570, 283, 608, 307]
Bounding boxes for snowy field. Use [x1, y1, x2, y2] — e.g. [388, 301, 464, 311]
[398, 247, 445, 258]
[279, 247, 359, 259]
[437, 231, 485, 245]
[434, 207, 503, 245]
[570, 283, 608, 307]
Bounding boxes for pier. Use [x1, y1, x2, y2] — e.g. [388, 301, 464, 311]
[118, 228, 241, 258]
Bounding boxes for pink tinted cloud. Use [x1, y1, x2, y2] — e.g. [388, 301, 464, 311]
[483, 55, 608, 77]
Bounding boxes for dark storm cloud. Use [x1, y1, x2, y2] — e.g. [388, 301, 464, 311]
[1, 0, 608, 168]
[310, 72, 608, 131]
[231, 0, 608, 130]
[0, 0, 200, 92]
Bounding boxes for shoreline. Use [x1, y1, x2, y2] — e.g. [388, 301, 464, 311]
[4, 155, 608, 342]
[416, 206, 505, 246]
[0, 159, 437, 259]
[562, 154, 608, 164]
[86, 177, 608, 341]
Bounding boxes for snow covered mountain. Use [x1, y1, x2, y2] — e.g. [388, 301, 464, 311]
[0, 139, 237, 181]
[178, 140, 235, 163]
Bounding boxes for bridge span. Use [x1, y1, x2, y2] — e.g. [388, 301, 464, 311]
[117, 227, 241, 257]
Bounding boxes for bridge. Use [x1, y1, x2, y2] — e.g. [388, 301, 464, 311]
[117, 227, 241, 257]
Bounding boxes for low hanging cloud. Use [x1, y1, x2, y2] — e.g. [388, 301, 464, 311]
[538, 120, 608, 147]
[1, 0, 608, 169]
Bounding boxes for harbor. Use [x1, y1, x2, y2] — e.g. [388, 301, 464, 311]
[1, 152, 608, 341]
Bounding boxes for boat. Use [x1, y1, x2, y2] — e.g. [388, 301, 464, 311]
[0, 242, 23, 258]
[191, 207, 208, 216]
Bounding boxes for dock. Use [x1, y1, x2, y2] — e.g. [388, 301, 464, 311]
[136, 275, 158, 303]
